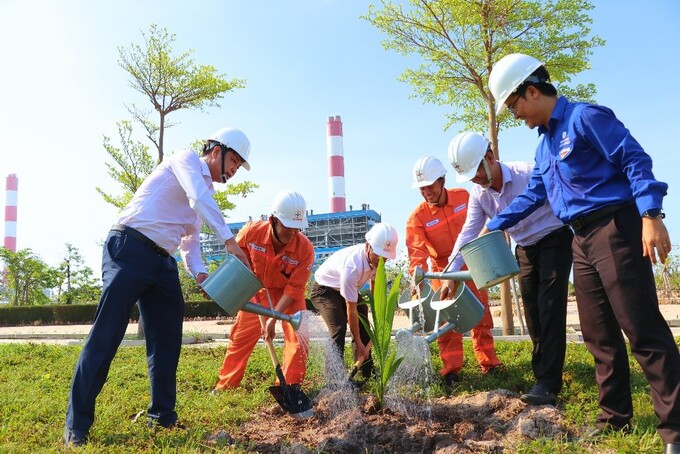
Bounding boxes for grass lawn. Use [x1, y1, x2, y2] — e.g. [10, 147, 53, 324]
[0, 338, 673, 453]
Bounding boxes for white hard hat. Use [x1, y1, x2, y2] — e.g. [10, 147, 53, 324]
[207, 127, 251, 170]
[412, 156, 447, 188]
[270, 190, 308, 229]
[489, 53, 543, 116]
[365, 223, 399, 260]
[448, 132, 490, 182]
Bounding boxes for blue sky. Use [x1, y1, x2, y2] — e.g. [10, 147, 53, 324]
[0, 0, 678, 276]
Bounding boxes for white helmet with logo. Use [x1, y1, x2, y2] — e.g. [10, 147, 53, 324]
[412, 156, 447, 188]
[448, 132, 490, 182]
[207, 127, 251, 170]
[270, 190, 308, 229]
[365, 223, 399, 260]
[489, 53, 543, 116]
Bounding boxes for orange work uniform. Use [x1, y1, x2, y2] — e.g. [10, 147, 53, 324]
[406, 188, 501, 375]
[215, 220, 314, 389]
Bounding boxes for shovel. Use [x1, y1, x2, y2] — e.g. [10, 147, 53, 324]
[265, 338, 314, 419]
[348, 341, 373, 383]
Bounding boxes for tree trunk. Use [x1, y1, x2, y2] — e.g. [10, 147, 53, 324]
[500, 281, 514, 335]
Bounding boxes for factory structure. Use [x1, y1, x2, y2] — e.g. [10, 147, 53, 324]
[200, 115, 381, 266]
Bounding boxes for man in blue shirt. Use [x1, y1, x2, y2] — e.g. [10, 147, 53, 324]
[484, 53, 679, 452]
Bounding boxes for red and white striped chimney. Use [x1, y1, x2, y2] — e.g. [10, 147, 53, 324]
[4, 174, 18, 252]
[326, 115, 346, 213]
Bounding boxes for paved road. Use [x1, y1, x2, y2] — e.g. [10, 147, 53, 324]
[1, 300, 679, 345]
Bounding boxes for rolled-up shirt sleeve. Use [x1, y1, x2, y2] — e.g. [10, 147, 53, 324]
[179, 217, 206, 276]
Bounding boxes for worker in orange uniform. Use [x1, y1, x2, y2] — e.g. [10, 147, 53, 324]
[213, 190, 314, 391]
[406, 156, 502, 389]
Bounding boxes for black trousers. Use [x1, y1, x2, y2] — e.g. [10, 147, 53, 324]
[310, 283, 373, 378]
[573, 204, 680, 443]
[515, 226, 573, 395]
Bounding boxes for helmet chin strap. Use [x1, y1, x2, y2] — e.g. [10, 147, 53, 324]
[220, 149, 229, 183]
[480, 160, 493, 189]
[271, 218, 283, 244]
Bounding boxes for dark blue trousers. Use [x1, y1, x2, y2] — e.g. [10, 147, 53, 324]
[65, 229, 184, 436]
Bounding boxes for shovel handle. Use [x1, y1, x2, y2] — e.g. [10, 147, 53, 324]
[351, 340, 373, 372]
[265, 339, 280, 368]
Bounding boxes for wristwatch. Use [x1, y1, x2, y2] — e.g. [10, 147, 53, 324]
[642, 209, 665, 219]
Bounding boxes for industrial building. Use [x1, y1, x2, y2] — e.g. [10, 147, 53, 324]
[199, 206, 381, 267]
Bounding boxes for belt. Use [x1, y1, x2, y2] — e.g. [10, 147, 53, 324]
[569, 201, 633, 232]
[521, 225, 572, 249]
[111, 224, 169, 257]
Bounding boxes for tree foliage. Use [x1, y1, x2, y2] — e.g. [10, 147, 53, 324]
[0, 248, 59, 306]
[55, 243, 101, 305]
[118, 24, 246, 163]
[364, 0, 605, 155]
[96, 120, 156, 211]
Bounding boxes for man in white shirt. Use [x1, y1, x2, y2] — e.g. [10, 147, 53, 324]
[64, 127, 251, 447]
[311, 223, 399, 380]
[445, 131, 572, 406]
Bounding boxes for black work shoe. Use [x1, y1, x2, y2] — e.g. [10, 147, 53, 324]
[484, 365, 504, 375]
[147, 417, 188, 430]
[441, 373, 460, 394]
[665, 442, 680, 454]
[581, 423, 630, 440]
[64, 428, 88, 447]
[520, 383, 557, 406]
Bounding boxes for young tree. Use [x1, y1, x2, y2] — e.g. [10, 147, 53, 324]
[364, 0, 604, 332]
[109, 24, 256, 337]
[96, 120, 156, 211]
[364, 0, 604, 149]
[0, 248, 60, 306]
[118, 23, 245, 164]
[56, 243, 101, 305]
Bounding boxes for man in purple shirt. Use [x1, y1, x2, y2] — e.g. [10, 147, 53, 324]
[443, 131, 572, 406]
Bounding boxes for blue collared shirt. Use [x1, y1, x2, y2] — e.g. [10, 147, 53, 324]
[487, 96, 667, 231]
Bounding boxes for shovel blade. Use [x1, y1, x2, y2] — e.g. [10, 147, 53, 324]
[268, 383, 313, 419]
[268, 385, 291, 412]
[287, 386, 313, 417]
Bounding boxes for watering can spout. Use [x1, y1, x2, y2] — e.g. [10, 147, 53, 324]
[413, 267, 426, 285]
[413, 267, 472, 283]
[289, 311, 302, 331]
[242, 303, 302, 331]
[424, 321, 457, 343]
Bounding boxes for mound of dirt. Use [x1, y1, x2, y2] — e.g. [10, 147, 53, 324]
[209, 388, 572, 453]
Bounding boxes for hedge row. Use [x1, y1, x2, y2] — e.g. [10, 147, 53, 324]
[0, 299, 319, 327]
[0, 300, 229, 326]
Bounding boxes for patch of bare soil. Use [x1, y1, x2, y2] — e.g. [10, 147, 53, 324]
[213, 388, 572, 453]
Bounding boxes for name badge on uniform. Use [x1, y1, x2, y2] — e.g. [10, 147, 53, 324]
[249, 242, 266, 253]
[454, 203, 467, 213]
[559, 131, 573, 159]
[425, 218, 440, 227]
